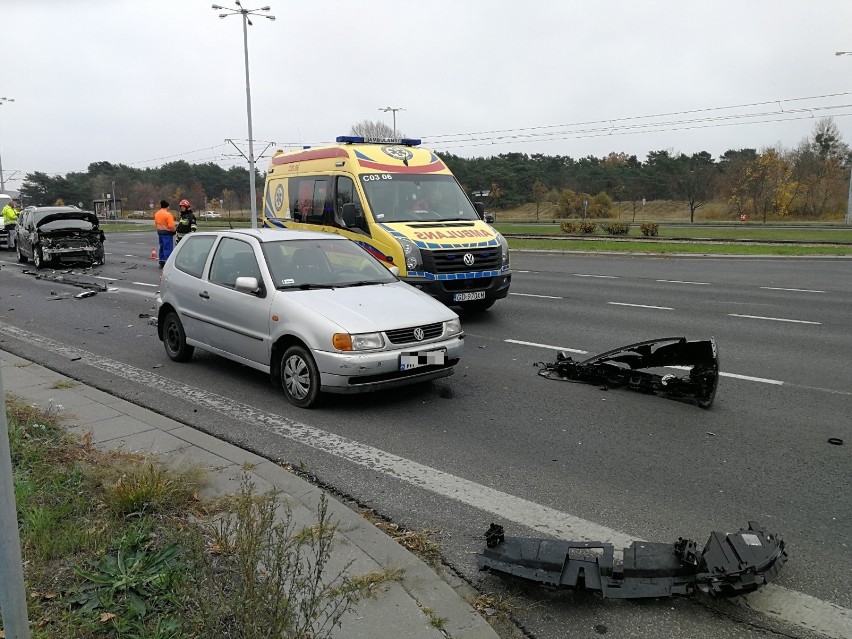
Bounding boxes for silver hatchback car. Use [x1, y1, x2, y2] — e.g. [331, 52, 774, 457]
[156, 229, 464, 407]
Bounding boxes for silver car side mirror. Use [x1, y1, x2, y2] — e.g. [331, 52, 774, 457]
[235, 276, 261, 294]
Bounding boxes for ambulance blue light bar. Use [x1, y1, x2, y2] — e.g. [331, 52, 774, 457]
[336, 135, 421, 146]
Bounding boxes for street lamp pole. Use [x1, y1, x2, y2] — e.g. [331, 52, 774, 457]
[0, 97, 14, 193]
[212, 2, 275, 229]
[837, 53, 852, 223]
[378, 106, 405, 138]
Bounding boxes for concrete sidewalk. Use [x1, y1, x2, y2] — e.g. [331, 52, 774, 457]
[1, 348, 501, 639]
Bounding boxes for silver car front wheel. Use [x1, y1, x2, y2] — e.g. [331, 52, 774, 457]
[281, 345, 320, 408]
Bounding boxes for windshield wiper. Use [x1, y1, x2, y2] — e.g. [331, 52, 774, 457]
[338, 280, 380, 288]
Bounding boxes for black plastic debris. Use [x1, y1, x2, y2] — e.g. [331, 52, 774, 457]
[477, 521, 786, 599]
[537, 337, 719, 408]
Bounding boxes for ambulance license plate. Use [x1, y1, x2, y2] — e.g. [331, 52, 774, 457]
[452, 291, 486, 302]
[400, 349, 447, 371]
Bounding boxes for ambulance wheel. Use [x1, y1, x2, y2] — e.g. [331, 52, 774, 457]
[163, 312, 194, 362]
[281, 345, 320, 408]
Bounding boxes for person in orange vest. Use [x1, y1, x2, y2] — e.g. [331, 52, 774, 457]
[154, 200, 176, 268]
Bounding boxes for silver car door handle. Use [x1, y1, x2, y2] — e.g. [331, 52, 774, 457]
[199, 291, 210, 299]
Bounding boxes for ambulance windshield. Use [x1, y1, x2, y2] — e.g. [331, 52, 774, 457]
[359, 174, 481, 223]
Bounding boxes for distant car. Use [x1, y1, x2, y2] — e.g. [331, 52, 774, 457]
[156, 229, 464, 408]
[16, 206, 105, 269]
[201, 211, 221, 219]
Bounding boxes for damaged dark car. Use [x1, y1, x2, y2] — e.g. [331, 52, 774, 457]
[16, 206, 105, 269]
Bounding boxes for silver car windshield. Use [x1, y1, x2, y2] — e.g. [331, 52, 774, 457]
[360, 174, 480, 223]
[262, 239, 397, 289]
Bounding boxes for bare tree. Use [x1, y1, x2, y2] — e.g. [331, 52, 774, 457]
[349, 120, 402, 139]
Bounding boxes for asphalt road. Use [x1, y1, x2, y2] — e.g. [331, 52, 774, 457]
[0, 233, 849, 639]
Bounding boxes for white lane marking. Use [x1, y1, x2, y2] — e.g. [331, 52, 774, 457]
[656, 279, 710, 285]
[667, 365, 784, 385]
[510, 292, 563, 300]
[91, 276, 115, 281]
[104, 286, 157, 298]
[505, 339, 588, 355]
[515, 270, 531, 273]
[574, 273, 617, 279]
[729, 313, 821, 325]
[608, 302, 674, 310]
[760, 286, 825, 293]
[131, 282, 158, 288]
[2, 322, 849, 638]
[124, 254, 135, 258]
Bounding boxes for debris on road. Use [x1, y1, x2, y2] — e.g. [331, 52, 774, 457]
[477, 521, 786, 599]
[74, 291, 97, 299]
[536, 337, 719, 408]
[827, 438, 843, 445]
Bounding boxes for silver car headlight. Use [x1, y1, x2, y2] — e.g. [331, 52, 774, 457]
[396, 237, 423, 272]
[444, 318, 462, 337]
[333, 332, 385, 351]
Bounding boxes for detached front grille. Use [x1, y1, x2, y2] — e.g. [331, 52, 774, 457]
[385, 322, 444, 345]
[422, 248, 502, 274]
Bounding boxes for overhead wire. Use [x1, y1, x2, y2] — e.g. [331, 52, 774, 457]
[90, 90, 852, 168]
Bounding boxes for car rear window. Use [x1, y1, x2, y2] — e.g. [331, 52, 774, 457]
[174, 235, 216, 278]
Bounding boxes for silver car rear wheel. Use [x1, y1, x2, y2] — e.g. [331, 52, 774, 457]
[162, 312, 194, 362]
[281, 345, 320, 408]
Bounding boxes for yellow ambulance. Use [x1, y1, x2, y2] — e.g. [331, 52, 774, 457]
[261, 136, 511, 311]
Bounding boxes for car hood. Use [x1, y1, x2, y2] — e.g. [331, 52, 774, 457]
[275, 281, 456, 334]
[35, 212, 99, 228]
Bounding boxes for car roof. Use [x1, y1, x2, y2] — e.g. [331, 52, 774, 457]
[192, 228, 347, 243]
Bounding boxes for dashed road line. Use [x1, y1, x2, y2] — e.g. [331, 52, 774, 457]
[504, 338, 588, 355]
[760, 286, 825, 293]
[666, 364, 784, 385]
[510, 292, 563, 300]
[131, 282, 158, 288]
[1, 322, 848, 639]
[573, 273, 618, 279]
[607, 302, 674, 310]
[656, 279, 710, 285]
[729, 313, 821, 325]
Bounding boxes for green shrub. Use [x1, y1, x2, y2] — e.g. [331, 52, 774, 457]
[601, 223, 630, 235]
[560, 221, 579, 233]
[580, 221, 597, 234]
[640, 223, 659, 237]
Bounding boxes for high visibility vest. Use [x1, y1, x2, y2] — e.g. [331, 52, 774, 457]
[2, 205, 17, 225]
[154, 208, 175, 232]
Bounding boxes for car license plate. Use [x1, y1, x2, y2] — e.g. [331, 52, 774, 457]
[452, 291, 486, 302]
[400, 349, 447, 371]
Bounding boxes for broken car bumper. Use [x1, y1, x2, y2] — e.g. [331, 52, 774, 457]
[477, 521, 786, 599]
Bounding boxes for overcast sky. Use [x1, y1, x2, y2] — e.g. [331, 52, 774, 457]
[3, 0, 852, 188]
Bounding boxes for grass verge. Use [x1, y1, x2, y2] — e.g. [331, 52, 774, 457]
[2, 395, 379, 639]
[496, 223, 852, 243]
[507, 238, 852, 255]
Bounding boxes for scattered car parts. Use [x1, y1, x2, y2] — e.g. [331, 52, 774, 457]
[477, 521, 786, 599]
[537, 337, 719, 408]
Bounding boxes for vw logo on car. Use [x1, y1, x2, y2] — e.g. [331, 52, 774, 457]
[413, 327, 425, 341]
[463, 253, 475, 266]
